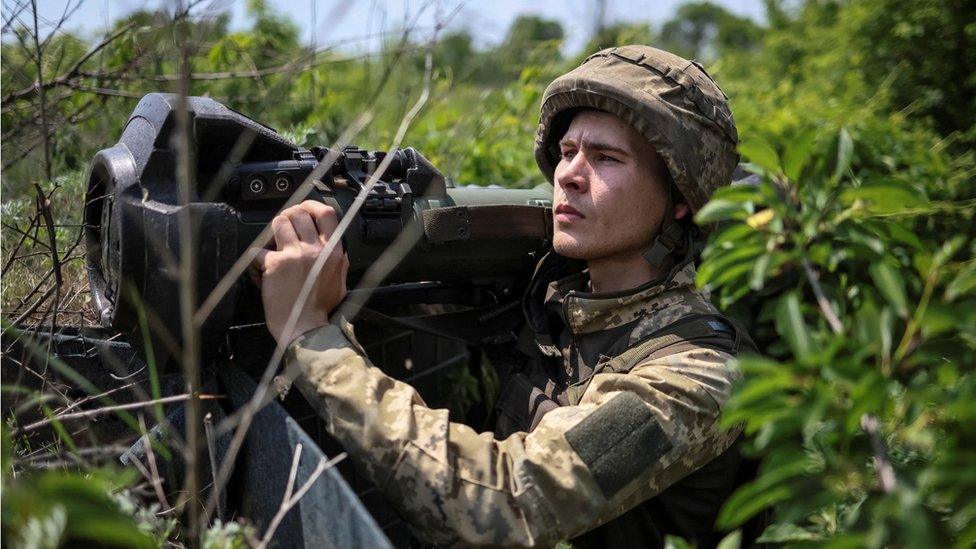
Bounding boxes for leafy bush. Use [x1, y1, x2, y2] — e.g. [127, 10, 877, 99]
[692, 2, 976, 544]
[697, 123, 975, 545]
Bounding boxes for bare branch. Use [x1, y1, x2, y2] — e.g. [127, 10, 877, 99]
[2, 215, 39, 275]
[2, 0, 30, 34]
[33, 182, 62, 288]
[860, 414, 898, 493]
[30, 0, 52, 181]
[135, 415, 174, 514]
[257, 443, 347, 549]
[203, 412, 224, 522]
[801, 258, 843, 335]
[2, 21, 134, 106]
[7, 285, 57, 329]
[64, 81, 145, 99]
[12, 393, 225, 435]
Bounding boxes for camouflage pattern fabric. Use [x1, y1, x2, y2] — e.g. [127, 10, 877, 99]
[545, 261, 720, 338]
[534, 45, 739, 216]
[284, 261, 741, 547]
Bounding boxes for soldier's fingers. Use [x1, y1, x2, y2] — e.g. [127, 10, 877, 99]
[299, 201, 340, 246]
[271, 215, 298, 249]
[284, 208, 319, 244]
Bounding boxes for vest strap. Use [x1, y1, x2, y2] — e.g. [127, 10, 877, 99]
[565, 313, 747, 406]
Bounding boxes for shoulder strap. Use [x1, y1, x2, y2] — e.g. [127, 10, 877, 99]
[564, 314, 744, 406]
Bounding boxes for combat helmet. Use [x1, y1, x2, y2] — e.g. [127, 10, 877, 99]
[535, 45, 739, 263]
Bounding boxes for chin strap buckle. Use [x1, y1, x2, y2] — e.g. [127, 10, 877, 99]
[643, 222, 688, 267]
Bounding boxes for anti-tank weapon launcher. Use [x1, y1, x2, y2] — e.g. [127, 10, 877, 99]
[84, 93, 553, 366]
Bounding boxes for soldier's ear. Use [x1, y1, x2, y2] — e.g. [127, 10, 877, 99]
[674, 202, 691, 221]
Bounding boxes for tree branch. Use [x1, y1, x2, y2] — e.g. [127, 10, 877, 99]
[12, 394, 224, 435]
[801, 257, 844, 334]
[2, 22, 135, 106]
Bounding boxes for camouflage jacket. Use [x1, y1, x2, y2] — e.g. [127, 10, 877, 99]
[285, 254, 746, 547]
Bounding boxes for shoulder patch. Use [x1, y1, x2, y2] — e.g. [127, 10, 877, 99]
[564, 391, 672, 498]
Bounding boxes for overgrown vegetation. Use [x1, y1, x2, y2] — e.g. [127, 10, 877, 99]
[2, 0, 973, 546]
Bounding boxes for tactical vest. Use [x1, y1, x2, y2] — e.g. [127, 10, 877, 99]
[492, 312, 759, 549]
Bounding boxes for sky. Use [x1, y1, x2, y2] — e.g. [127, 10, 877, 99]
[23, 0, 767, 54]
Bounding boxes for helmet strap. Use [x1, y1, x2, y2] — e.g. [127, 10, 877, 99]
[643, 183, 686, 268]
[643, 221, 687, 267]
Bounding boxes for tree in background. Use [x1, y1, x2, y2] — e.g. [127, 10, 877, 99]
[582, 22, 655, 58]
[658, 1, 762, 62]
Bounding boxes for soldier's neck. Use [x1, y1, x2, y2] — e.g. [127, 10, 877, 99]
[587, 252, 673, 294]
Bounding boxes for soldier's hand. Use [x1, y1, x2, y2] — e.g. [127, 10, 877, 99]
[250, 201, 349, 345]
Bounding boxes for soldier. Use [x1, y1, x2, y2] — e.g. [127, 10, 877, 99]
[252, 45, 751, 547]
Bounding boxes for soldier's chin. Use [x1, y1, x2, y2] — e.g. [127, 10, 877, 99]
[552, 235, 595, 260]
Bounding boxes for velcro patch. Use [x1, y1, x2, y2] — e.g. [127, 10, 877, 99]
[564, 392, 672, 498]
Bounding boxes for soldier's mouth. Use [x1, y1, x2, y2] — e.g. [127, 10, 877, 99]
[555, 203, 585, 222]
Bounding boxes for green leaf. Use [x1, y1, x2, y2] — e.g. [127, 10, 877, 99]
[711, 184, 765, 204]
[749, 252, 773, 290]
[739, 137, 782, 175]
[728, 370, 794, 411]
[757, 523, 822, 543]
[946, 262, 976, 301]
[834, 127, 853, 181]
[716, 530, 742, 549]
[932, 236, 966, 268]
[869, 262, 909, 317]
[886, 222, 924, 251]
[718, 473, 797, 529]
[776, 292, 812, 356]
[783, 129, 817, 182]
[840, 178, 927, 213]
[879, 306, 894, 361]
[664, 535, 695, 549]
[707, 222, 762, 252]
[695, 199, 753, 224]
[919, 301, 959, 338]
[697, 243, 765, 288]
[840, 226, 885, 255]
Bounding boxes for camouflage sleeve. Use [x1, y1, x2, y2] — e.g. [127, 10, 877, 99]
[285, 322, 740, 546]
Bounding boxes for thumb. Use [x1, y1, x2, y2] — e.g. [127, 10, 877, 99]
[248, 248, 270, 287]
[250, 248, 271, 272]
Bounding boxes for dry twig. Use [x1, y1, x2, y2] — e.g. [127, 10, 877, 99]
[256, 443, 347, 549]
[12, 393, 224, 436]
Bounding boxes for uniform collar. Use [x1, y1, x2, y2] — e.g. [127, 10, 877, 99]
[545, 260, 699, 335]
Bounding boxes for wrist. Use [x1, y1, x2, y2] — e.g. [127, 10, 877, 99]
[279, 315, 330, 347]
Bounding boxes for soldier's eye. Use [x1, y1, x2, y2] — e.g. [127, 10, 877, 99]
[559, 150, 577, 159]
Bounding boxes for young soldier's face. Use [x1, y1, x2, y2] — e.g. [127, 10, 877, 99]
[552, 110, 675, 263]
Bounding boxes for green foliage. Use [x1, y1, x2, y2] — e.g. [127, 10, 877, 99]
[699, 119, 975, 544]
[1, 450, 156, 547]
[658, 1, 762, 61]
[584, 22, 655, 56]
[202, 519, 258, 548]
[695, 8, 975, 544]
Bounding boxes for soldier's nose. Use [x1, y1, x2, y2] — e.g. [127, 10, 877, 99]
[557, 158, 589, 193]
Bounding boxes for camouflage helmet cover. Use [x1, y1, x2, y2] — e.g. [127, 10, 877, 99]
[535, 45, 739, 213]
